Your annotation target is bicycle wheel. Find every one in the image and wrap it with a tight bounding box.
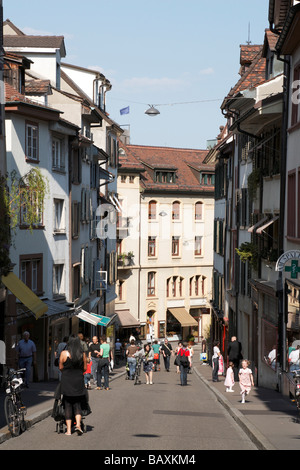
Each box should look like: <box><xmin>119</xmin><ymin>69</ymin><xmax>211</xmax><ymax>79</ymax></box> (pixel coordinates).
<box><xmin>4</xmin><ymin>396</ymin><xmax>20</xmax><ymax>437</ymax></box>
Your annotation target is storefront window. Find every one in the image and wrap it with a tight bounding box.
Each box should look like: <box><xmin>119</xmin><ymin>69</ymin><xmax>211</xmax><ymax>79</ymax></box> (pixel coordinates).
<box><xmin>262</xmin><ymin>319</ymin><xmax>278</xmax><ymax>371</ymax></box>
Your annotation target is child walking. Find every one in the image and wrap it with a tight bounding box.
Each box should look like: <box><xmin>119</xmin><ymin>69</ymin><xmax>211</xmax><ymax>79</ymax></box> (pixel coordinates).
<box><xmin>239</xmin><ymin>359</ymin><xmax>254</xmax><ymax>403</ymax></box>
<box><xmin>224</xmin><ymin>361</ymin><xmax>235</xmax><ymax>392</ymax></box>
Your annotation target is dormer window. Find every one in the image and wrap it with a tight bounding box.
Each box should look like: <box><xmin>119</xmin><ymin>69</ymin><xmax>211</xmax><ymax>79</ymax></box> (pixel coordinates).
<box><xmin>155</xmin><ymin>171</ymin><xmax>176</xmax><ymax>183</ymax></box>
<box><xmin>200</xmin><ymin>173</ymin><xmax>214</xmax><ymax>185</ymax></box>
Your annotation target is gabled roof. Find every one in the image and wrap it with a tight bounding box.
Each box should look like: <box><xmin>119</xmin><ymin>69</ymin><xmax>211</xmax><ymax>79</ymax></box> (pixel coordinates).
<box><xmin>3</xmin><ymin>19</ymin><xmax>26</xmax><ymax>36</ymax></box>
<box><xmin>229</xmin><ymin>46</ymin><xmax>266</xmax><ymax>97</ymax></box>
<box><xmin>25</xmin><ymin>79</ymin><xmax>52</xmax><ymax>95</ymax></box>
<box><xmin>60</xmin><ymin>69</ymin><xmax>122</xmax><ymax>132</ymax></box>
<box><xmin>4</xmin><ymin>35</ymin><xmax>66</xmax><ymax>57</ymax></box>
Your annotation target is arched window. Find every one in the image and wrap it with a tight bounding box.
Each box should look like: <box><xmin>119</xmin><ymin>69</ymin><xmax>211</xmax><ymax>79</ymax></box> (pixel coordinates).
<box><xmin>172</xmin><ymin>201</ymin><xmax>180</xmax><ymax>220</ymax></box>
<box><xmin>148</xmin><ymin>200</ymin><xmax>157</xmax><ymax>220</ymax></box>
<box><xmin>195</xmin><ymin>201</ymin><xmax>203</xmax><ymax>220</ymax></box>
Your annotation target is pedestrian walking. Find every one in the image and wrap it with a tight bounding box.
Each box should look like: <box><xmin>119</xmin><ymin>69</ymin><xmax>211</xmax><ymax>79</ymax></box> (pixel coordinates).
<box><xmin>212</xmin><ymin>340</ymin><xmax>221</xmax><ymax>382</ymax></box>
<box><xmin>55</xmin><ymin>336</ymin><xmax>68</xmax><ymax>381</ymax></box>
<box><xmin>160</xmin><ymin>338</ymin><xmax>173</xmax><ymax>372</ymax></box>
<box><xmin>59</xmin><ymin>335</ymin><xmax>87</xmax><ymax>435</ymax></box>
<box><xmin>115</xmin><ymin>338</ymin><xmax>122</xmax><ymax>365</ymax></box>
<box><xmin>16</xmin><ymin>331</ymin><xmax>37</xmax><ymax>388</ymax></box>
<box><xmin>174</xmin><ymin>341</ymin><xmax>182</xmax><ymax>374</ymax></box>
<box><xmin>227</xmin><ymin>336</ymin><xmax>243</xmax><ymax>382</ymax></box>
<box><xmin>152</xmin><ymin>340</ymin><xmax>161</xmax><ymax>371</ymax></box>
<box><xmin>78</xmin><ymin>333</ymin><xmax>89</xmax><ymax>354</ymax></box>
<box><xmin>89</xmin><ymin>336</ymin><xmax>101</xmax><ymax>385</ymax></box>
<box><xmin>126</xmin><ymin>339</ymin><xmax>139</xmax><ymax>380</ymax></box>
<box><xmin>178</xmin><ymin>342</ymin><xmax>191</xmax><ymax>386</ymax></box>
<box><xmin>224</xmin><ymin>361</ymin><xmax>235</xmax><ymax>392</ymax></box>
<box><xmin>84</xmin><ymin>357</ymin><xmax>92</xmax><ymax>389</ymax></box>
<box><xmin>239</xmin><ymin>359</ymin><xmax>254</xmax><ymax>404</ymax></box>
<box><xmin>141</xmin><ymin>343</ymin><xmax>154</xmax><ymax>384</ymax></box>
<box><xmin>187</xmin><ymin>344</ymin><xmax>194</xmax><ymax>373</ymax></box>
<box><xmin>97</xmin><ymin>335</ymin><xmax>113</xmax><ymax>390</ymax></box>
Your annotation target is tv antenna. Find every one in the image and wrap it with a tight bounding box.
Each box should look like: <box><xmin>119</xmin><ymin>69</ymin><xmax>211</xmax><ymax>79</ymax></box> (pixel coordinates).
<box><xmin>246</xmin><ymin>22</ymin><xmax>252</xmax><ymax>45</ymax></box>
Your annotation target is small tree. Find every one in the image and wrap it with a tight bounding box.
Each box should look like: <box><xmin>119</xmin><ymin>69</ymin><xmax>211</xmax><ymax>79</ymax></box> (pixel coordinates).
<box><xmin>0</xmin><ymin>168</ymin><xmax>49</xmax><ymax>277</ymax></box>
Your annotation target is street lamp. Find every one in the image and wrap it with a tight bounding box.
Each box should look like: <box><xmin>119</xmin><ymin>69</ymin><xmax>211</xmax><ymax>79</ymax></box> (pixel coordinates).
<box><xmin>145</xmin><ymin>105</ymin><xmax>160</xmax><ymax>116</ymax></box>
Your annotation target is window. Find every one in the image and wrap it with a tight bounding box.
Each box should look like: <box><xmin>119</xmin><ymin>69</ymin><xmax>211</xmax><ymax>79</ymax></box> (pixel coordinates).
<box><xmin>167</xmin><ymin>276</ymin><xmax>183</xmax><ymax>297</ymax></box>
<box><xmin>26</xmin><ymin>122</ymin><xmax>38</xmax><ymax>161</ymax></box>
<box><xmin>189</xmin><ymin>275</ymin><xmax>204</xmax><ymax>297</ymax></box>
<box><xmin>148</xmin><ymin>200</ymin><xmax>157</xmax><ymax>220</ymax></box>
<box><xmin>121</xmin><ymin>175</ymin><xmax>126</xmax><ymax>183</ymax></box>
<box><xmin>71</xmin><ymin>147</ymin><xmax>81</xmax><ymax>184</ymax></box>
<box><xmin>172</xmin><ymin>236</ymin><xmax>180</xmax><ymax>256</ymax></box>
<box><xmin>195</xmin><ymin>236</ymin><xmax>202</xmax><ymax>256</ymax></box>
<box><xmin>195</xmin><ymin>202</ymin><xmax>203</xmax><ymax>220</ymax></box>
<box><xmin>292</xmin><ymin>65</ymin><xmax>300</xmax><ymax>126</ymax></box>
<box><xmin>148</xmin><ymin>236</ymin><xmax>156</xmax><ymax>257</ymax></box>
<box><xmin>73</xmin><ymin>264</ymin><xmax>81</xmax><ymax>300</ymax></box>
<box><xmin>20</xmin><ymin>189</ymin><xmax>43</xmax><ymax>228</ymax></box>
<box><xmin>54</xmin><ymin>199</ymin><xmax>65</xmax><ymax>232</ymax></box>
<box><xmin>129</xmin><ymin>176</ymin><xmax>135</xmax><ymax>183</ymax></box>
<box><xmin>52</xmin><ymin>136</ymin><xmax>65</xmax><ymax>170</ymax></box>
<box><xmin>287</xmin><ymin>171</ymin><xmax>296</xmax><ymax>237</ymax></box>
<box><xmin>72</xmin><ymin>201</ymin><xmax>80</xmax><ymax>238</ymax></box>
<box><xmin>20</xmin><ymin>254</ymin><xmax>43</xmax><ymax>294</ymax></box>
<box><xmin>172</xmin><ymin>201</ymin><xmax>180</xmax><ymax>220</ymax></box>
<box><xmin>53</xmin><ymin>264</ymin><xmax>64</xmax><ymax>296</ymax></box>
<box><xmin>200</xmin><ymin>173</ymin><xmax>214</xmax><ymax>185</ymax></box>
<box><xmin>118</xmin><ymin>280</ymin><xmax>124</xmax><ymax>301</ymax></box>
<box><xmin>155</xmin><ymin>171</ymin><xmax>176</xmax><ymax>183</ymax></box>
<box><xmin>147</xmin><ymin>272</ymin><xmax>156</xmax><ymax>296</ymax></box>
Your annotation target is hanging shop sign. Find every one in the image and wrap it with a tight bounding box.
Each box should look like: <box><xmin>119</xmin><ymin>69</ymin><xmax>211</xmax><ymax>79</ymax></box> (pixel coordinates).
<box><xmin>276</xmin><ymin>250</ymin><xmax>300</xmax><ymax>279</ymax></box>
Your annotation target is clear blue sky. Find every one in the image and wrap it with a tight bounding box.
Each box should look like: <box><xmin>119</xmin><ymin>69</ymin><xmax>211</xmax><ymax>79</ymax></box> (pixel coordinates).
<box><xmin>4</xmin><ymin>0</ymin><xmax>269</xmax><ymax>149</ymax></box>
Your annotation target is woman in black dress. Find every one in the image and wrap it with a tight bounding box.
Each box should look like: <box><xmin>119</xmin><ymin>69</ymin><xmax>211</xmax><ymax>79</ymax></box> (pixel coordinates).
<box><xmin>59</xmin><ymin>335</ymin><xmax>87</xmax><ymax>435</ymax></box>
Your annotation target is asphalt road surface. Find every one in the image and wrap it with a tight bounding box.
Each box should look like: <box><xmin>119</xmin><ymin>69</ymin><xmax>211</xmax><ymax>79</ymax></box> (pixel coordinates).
<box><xmin>0</xmin><ymin>363</ymin><xmax>257</xmax><ymax>453</ymax></box>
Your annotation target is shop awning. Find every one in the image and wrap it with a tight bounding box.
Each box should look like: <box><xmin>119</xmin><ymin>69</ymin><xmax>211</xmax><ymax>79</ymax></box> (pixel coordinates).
<box><xmin>115</xmin><ymin>309</ymin><xmax>140</xmax><ymax>328</ymax></box>
<box><xmin>168</xmin><ymin>308</ymin><xmax>198</xmax><ymax>327</ymax></box>
<box><xmin>256</xmin><ymin>216</ymin><xmax>279</xmax><ymax>234</ymax></box>
<box><xmin>248</xmin><ymin>216</ymin><xmax>268</xmax><ymax>233</ymax></box>
<box><xmin>1</xmin><ymin>272</ymin><xmax>48</xmax><ymax>319</ymax></box>
<box><xmin>42</xmin><ymin>300</ymin><xmax>74</xmax><ymax>318</ymax></box>
<box><xmin>76</xmin><ymin>309</ymin><xmax>113</xmax><ymax>327</ymax></box>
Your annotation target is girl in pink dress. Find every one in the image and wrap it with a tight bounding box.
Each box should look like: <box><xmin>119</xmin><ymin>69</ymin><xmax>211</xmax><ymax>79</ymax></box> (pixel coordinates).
<box><xmin>224</xmin><ymin>361</ymin><xmax>235</xmax><ymax>392</ymax></box>
<box><xmin>239</xmin><ymin>360</ymin><xmax>254</xmax><ymax>403</ymax></box>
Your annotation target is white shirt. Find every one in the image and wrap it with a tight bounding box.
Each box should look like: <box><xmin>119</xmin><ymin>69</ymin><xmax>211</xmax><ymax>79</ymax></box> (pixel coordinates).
<box><xmin>212</xmin><ymin>346</ymin><xmax>220</xmax><ymax>359</ymax></box>
<box><xmin>289</xmin><ymin>349</ymin><xmax>300</xmax><ymax>364</ymax></box>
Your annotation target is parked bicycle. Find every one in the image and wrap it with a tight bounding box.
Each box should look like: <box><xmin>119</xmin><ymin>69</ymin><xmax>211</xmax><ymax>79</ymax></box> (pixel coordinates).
<box><xmin>1</xmin><ymin>367</ymin><xmax>27</xmax><ymax>437</ymax></box>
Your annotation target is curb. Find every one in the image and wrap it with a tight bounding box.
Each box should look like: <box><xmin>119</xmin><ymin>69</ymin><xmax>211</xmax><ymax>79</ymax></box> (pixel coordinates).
<box><xmin>194</xmin><ymin>367</ymin><xmax>276</xmax><ymax>451</ymax></box>
<box><xmin>0</xmin><ymin>370</ymin><xmax>126</xmax><ymax>445</ymax></box>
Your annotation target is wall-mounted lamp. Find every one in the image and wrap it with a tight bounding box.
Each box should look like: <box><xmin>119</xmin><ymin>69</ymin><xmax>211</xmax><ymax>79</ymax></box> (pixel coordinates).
<box><xmin>159</xmin><ymin>211</ymin><xmax>167</xmax><ymax>217</ymax></box>
<box><xmin>145</xmin><ymin>105</ymin><xmax>160</xmax><ymax>116</ymax></box>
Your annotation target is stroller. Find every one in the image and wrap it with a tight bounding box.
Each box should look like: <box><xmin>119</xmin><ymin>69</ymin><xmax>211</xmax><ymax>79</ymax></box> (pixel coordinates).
<box><xmin>125</xmin><ymin>357</ymin><xmax>142</xmax><ymax>385</ymax></box>
<box><xmin>51</xmin><ymin>383</ymin><xmax>91</xmax><ymax>434</ymax></box>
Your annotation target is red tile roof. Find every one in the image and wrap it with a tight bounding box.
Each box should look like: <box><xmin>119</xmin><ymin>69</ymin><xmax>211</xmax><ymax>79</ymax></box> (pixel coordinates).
<box><xmin>119</xmin><ymin>144</ymin><xmax>214</xmax><ymax>193</ymax></box>
<box><xmin>226</xmin><ymin>46</ymin><xmax>266</xmax><ymax>100</ymax></box>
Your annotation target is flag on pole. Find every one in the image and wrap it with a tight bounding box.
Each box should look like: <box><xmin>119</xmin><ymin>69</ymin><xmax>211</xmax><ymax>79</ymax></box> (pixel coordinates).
<box><xmin>120</xmin><ymin>106</ymin><xmax>130</xmax><ymax>115</ymax></box>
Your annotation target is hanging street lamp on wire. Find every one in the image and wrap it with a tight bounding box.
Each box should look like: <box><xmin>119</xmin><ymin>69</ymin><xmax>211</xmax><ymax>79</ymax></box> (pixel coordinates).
<box><xmin>145</xmin><ymin>105</ymin><xmax>160</xmax><ymax>116</ymax></box>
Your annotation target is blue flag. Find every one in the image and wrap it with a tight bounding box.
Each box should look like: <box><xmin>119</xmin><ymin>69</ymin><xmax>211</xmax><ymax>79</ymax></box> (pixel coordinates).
<box><xmin>120</xmin><ymin>106</ymin><xmax>130</xmax><ymax>115</ymax></box>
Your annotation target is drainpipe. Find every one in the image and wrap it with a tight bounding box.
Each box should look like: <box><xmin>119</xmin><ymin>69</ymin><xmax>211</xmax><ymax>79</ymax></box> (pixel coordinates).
<box><xmin>276</xmin><ymin>53</ymin><xmax>290</xmax><ymax>373</ymax></box>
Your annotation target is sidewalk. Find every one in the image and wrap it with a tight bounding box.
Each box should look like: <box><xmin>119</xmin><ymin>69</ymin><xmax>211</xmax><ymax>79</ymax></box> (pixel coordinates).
<box><xmin>0</xmin><ymin>363</ymin><xmax>127</xmax><ymax>445</ymax></box>
<box><xmin>194</xmin><ymin>360</ymin><xmax>300</xmax><ymax>450</ymax></box>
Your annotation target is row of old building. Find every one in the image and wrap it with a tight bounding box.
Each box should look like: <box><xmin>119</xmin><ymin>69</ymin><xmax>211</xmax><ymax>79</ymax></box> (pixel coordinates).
<box><xmin>0</xmin><ymin>15</ymin><xmax>216</xmax><ymax>381</ymax></box>
<box><xmin>208</xmin><ymin>0</ymin><xmax>300</xmax><ymax>395</ymax></box>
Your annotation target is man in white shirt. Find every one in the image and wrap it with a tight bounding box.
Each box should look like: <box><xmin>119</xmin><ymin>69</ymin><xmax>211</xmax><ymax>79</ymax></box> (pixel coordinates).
<box><xmin>289</xmin><ymin>345</ymin><xmax>300</xmax><ymax>372</ymax></box>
